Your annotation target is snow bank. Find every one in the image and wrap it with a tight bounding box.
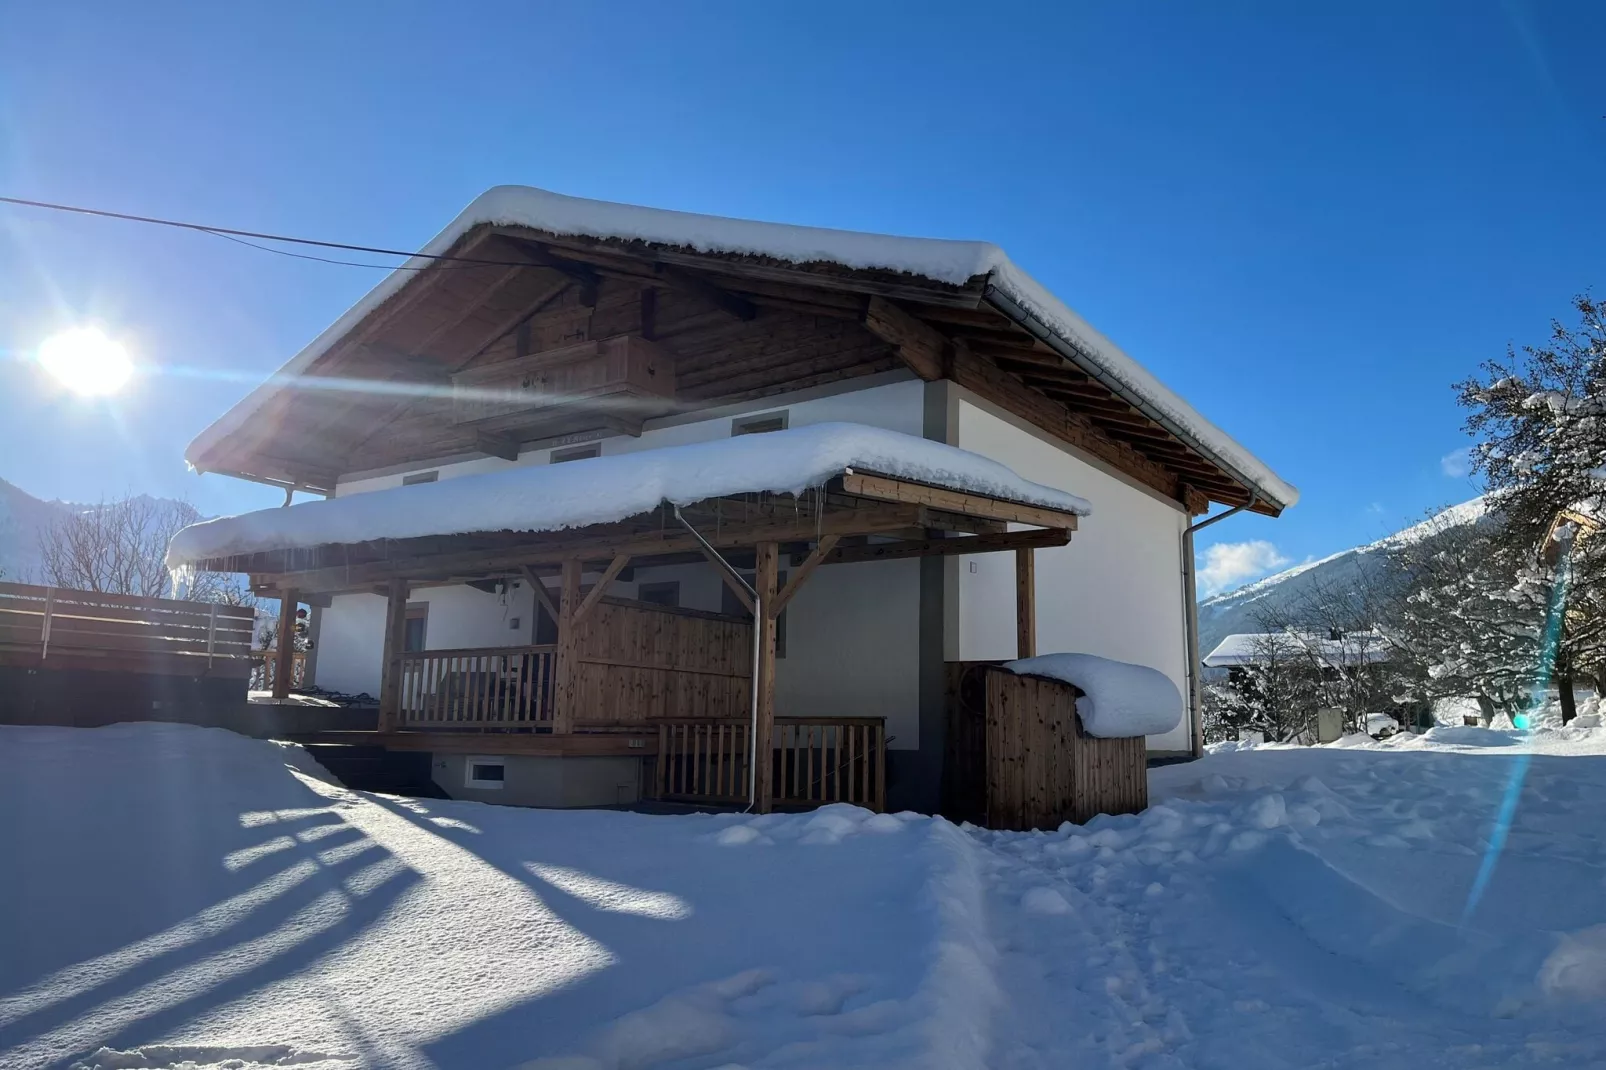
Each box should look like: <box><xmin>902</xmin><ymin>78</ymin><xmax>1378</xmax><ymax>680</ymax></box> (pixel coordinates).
<box><xmin>1004</xmin><ymin>653</ymin><xmax>1182</xmax><ymax>738</ymax></box>
<box><xmin>186</xmin><ymin>186</ymin><xmax>1297</xmax><ymax>511</ymax></box>
<box><xmin>167</xmin><ymin>422</ymin><xmax>1090</xmax><ymax>566</ymax></box>
<box><xmin>976</xmin><ymin>722</ymin><xmax>1606</xmax><ymax>1066</ymax></box>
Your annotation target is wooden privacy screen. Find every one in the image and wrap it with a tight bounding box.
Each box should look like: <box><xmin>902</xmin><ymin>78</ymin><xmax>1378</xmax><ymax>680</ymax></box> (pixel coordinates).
<box><xmin>573</xmin><ymin>597</ymin><xmax>752</xmax><ymax>725</ymax></box>
<box><xmin>948</xmin><ymin>664</ymin><xmax>1147</xmax><ymax>831</ymax></box>
<box><xmin>986</xmin><ymin>668</ymin><xmax>1148</xmax><ymax>829</ymax></box>
<box><xmin>0</xmin><ymin>581</ymin><xmax>255</xmax><ymax>676</ymax></box>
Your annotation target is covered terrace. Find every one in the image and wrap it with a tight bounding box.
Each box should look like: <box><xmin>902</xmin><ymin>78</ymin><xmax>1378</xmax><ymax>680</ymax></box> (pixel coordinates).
<box><xmin>169</xmin><ymin>423</ymin><xmax>1089</xmax><ymax>812</ymax></box>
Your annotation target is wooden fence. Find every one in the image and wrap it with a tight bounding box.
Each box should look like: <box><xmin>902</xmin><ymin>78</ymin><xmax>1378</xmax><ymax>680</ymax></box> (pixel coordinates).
<box><xmin>0</xmin><ymin>581</ymin><xmax>255</xmax><ymax>675</ymax></box>
<box><xmin>655</xmin><ymin>715</ymin><xmax>886</xmax><ymax>811</ymax></box>
<box><xmin>397</xmin><ymin>645</ymin><xmax>556</xmax><ymax>728</ymax></box>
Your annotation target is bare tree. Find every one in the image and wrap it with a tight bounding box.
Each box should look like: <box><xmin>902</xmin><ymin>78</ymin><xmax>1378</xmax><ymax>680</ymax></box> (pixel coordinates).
<box><xmin>37</xmin><ymin>495</ymin><xmax>249</xmax><ymax>604</ymax></box>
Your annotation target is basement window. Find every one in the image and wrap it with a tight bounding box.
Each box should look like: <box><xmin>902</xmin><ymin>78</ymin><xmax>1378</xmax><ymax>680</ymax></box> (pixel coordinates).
<box><xmin>402</xmin><ymin>471</ymin><xmax>439</xmax><ymax>485</ymax></box>
<box><xmin>466</xmin><ymin>757</ymin><xmax>506</xmax><ymax>789</ymax></box>
<box><xmin>551</xmin><ymin>444</ymin><xmax>601</xmax><ymax>464</ymax></box>
<box><xmin>732</xmin><ymin>411</ymin><xmax>788</xmax><ymax>436</ymax></box>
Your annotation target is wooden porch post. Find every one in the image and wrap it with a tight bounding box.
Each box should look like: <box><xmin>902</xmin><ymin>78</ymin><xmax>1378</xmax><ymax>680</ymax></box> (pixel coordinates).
<box><xmin>1015</xmin><ymin>547</ymin><xmax>1036</xmax><ymax>659</ymax></box>
<box><xmin>377</xmin><ymin>579</ymin><xmax>410</xmax><ymax>732</ymax></box>
<box><xmin>272</xmin><ymin>589</ymin><xmax>299</xmax><ymax>699</ymax></box>
<box><xmin>553</xmin><ymin>557</ymin><xmax>583</xmax><ymax>734</ymax></box>
<box><xmin>754</xmin><ymin>541</ymin><xmax>780</xmax><ymax>813</ymax></box>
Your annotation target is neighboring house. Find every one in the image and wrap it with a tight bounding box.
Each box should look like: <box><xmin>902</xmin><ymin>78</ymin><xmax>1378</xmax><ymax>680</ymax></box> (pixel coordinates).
<box><xmin>1202</xmin><ymin>630</ymin><xmax>1390</xmax><ymax>671</ymax></box>
<box><xmin>174</xmin><ymin>186</ymin><xmax>1296</xmax><ymax>816</ymax></box>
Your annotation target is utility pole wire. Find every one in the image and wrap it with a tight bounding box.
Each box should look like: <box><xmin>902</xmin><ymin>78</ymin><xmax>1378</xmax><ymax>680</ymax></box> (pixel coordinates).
<box><xmin>0</xmin><ymin>194</ymin><xmax>540</xmax><ymax>270</ymax></box>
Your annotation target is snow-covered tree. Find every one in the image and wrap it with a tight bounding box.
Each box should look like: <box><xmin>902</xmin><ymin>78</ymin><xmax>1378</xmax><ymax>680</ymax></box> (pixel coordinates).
<box><xmin>37</xmin><ymin>495</ymin><xmax>250</xmax><ymax>605</ymax></box>
<box><xmin>1380</xmin><ymin>509</ymin><xmax>1546</xmax><ymax>724</ymax></box>
<box><xmin>1456</xmin><ymin>295</ymin><xmax>1606</xmax><ymax>711</ymax></box>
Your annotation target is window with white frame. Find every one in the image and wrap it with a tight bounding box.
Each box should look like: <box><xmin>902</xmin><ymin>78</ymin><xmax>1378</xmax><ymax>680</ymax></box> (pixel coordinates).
<box><xmin>466</xmin><ymin>757</ymin><xmax>506</xmax><ymax>789</ymax></box>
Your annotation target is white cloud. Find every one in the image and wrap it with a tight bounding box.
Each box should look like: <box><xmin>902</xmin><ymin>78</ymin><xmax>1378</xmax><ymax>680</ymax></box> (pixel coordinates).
<box><xmin>1441</xmin><ymin>447</ymin><xmax>1473</xmax><ymax>478</ymax></box>
<box><xmin>1197</xmin><ymin>539</ymin><xmax>1290</xmax><ymax>596</ymax></box>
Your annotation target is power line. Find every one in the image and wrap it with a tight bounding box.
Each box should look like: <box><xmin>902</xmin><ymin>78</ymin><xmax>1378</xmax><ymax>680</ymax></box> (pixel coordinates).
<box><xmin>0</xmin><ymin>193</ymin><xmax>538</xmax><ymax>270</ymax></box>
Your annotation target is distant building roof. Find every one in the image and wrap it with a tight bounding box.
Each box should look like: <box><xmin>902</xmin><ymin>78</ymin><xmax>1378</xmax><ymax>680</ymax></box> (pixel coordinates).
<box><xmin>1203</xmin><ymin>631</ymin><xmax>1390</xmax><ymax>669</ymax></box>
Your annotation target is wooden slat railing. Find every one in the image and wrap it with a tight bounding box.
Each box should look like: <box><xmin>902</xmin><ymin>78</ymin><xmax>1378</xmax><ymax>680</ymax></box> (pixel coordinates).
<box><xmin>397</xmin><ymin>645</ymin><xmax>556</xmax><ymax>729</ymax></box>
<box><xmin>657</xmin><ymin>719</ymin><xmax>751</xmax><ymax>804</ymax></box>
<box><xmin>774</xmin><ymin>716</ymin><xmax>886</xmax><ymax>812</ymax></box>
<box><xmin>0</xmin><ymin>581</ymin><xmax>255</xmax><ymax>669</ymax></box>
<box><xmin>655</xmin><ymin>715</ymin><xmax>886</xmax><ymax>811</ymax></box>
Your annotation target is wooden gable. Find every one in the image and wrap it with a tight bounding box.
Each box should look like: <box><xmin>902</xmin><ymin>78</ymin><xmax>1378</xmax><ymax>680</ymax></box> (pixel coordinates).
<box><xmin>192</xmin><ymin>223</ymin><xmax>1278</xmax><ymax>516</ymax></box>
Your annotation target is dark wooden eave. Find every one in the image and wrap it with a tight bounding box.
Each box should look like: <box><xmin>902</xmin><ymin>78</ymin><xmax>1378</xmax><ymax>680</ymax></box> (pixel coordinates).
<box><xmin>190</xmin><ymin>222</ymin><xmax>1280</xmax><ymax>516</ymax></box>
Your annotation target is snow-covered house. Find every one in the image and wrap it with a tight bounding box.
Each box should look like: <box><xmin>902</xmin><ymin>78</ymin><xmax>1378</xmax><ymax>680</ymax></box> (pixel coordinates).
<box><xmin>173</xmin><ymin>187</ymin><xmax>1296</xmax><ymax>816</ymax></box>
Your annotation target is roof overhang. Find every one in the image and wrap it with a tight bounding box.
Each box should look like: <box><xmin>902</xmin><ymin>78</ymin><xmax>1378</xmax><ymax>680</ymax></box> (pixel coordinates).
<box><xmin>185</xmin><ymin>187</ymin><xmax>1296</xmax><ymax>515</ymax></box>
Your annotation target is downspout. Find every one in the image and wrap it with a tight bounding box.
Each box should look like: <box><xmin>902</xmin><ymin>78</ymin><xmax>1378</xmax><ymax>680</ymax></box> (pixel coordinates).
<box><xmin>670</xmin><ymin>503</ymin><xmax>762</xmax><ymax>812</ymax></box>
<box><xmin>1182</xmin><ymin>493</ymin><xmax>1258</xmax><ymax>759</ymax></box>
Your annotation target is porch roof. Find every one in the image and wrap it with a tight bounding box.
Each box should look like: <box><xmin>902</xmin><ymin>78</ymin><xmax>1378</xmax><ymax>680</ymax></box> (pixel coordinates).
<box><xmin>168</xmin><ymin>422</ymin><xmax>1089</xmax><ymax>571</ymax></box>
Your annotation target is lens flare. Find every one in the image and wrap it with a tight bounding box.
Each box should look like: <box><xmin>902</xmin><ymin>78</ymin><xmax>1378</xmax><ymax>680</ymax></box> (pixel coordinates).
<box><xmin>1461</xmin><ymin>547</ymin><xmax>1572</xmax><ymax>925</ymax></box>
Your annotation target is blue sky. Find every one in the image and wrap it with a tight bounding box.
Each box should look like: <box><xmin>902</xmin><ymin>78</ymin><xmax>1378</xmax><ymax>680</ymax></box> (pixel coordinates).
<box><xmin>1</xmin><ymin>1</ymin><xmax>1602</xmax><ymax>595</ymax></box>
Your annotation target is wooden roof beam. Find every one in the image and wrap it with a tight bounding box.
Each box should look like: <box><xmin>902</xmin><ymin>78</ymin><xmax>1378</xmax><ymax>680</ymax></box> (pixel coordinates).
<box><xmin>862</xmin><ymin>296</ymin><xmax>948</xmax><ymax>381</ymax></box>
<box><xmin>652</xmin><ymin>263</ymin><xmax>757</xmax><ymax>321</ymax></box>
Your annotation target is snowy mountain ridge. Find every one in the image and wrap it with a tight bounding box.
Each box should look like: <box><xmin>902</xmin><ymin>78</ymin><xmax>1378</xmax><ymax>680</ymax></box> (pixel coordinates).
<box><xmin>1197</xmin><ymin>496</ymin><xmax>1488</xmax><ymax>654</ymax></box>
<box><xmin>0</xmin><ymin>479</ymin><xmax>192</xmax><ymax>584</ymax></box>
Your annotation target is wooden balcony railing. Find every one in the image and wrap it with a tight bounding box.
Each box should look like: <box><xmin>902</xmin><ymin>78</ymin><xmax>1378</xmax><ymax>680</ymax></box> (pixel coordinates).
<box><xmin>775</xmin><ymin>716</ymin><xmax>885</xmax><ymax>812</ymax></box>
<box><xmin>656</xmin><ymin>719</ymin><xmax>751</xmax><ymax>805</ymax></box>
<box><xmin>397</xmin><ymin>645</ymin><xmax>556</xmax><ymax>729</ymax></box>
<box><xmin>656</xmin><ymin>715</ymin><xmax>886</xmax><ymax>811</ymax></box>
<box><xmin>253</xmin><ymin>650</ymin><xmax>308</xmax><ymax>692</ymax></box>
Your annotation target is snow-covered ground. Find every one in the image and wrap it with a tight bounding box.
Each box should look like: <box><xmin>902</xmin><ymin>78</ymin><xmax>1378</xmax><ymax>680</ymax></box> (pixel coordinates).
<box><xmin>7</xmin><ymin>722</ymin><xmax>1606</xmax><ymax>1069</ymax></box>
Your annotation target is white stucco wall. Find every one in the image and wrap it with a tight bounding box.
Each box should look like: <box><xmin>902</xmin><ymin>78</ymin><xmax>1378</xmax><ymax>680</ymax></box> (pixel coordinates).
<box><xmin>951</xmin><ymin>392</ymin><xmax>1192</xmax><ymax>752</ymax></box>
<box><xmin>314</xmin><ymin>378</ymin><xmax>926</xmax><ymax>747</ymax></box>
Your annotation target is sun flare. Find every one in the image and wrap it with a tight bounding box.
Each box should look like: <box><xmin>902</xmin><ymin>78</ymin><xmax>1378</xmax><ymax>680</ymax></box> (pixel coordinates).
<box><xmin>37</xmin><ymin>328</ymin><xmax>133</xmax><ymax>396</ymax></box>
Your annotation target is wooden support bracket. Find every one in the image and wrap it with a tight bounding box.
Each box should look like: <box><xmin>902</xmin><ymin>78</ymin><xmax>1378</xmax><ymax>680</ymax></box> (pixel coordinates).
<box><xmin>475</xmin><ymin>432</ymin><xmax>521</xmax><ymax>462</ymax></box>
<box><xmin>699</xmin><ymin>544</ymin><xmax>755</xmax><ymax>614</ymax></box>
<box><xmin>769</xmin><ymin>535</ymin><xmax>839</xmax><ymax>618</ymax></box>
<box><xmin>574</xmin><ymin>554</ymin><xmax>632</xmax><ymax>622</ymax></box>
<box><xmin>522</xmin><ymin>565</ymin><xmax>559</xmax><ymax>620</ymax></box>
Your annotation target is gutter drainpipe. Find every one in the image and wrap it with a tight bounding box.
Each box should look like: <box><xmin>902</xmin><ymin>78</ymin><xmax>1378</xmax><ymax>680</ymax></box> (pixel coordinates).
<box><xmin>670</xmin><ymin>503</ymin><xmax>762</xmax><ymax>812</ymax></box>
<box><xmin>1182</xmin><ymin>494</ymin><xmax>1258</xmax><ymax>759</ymax></box>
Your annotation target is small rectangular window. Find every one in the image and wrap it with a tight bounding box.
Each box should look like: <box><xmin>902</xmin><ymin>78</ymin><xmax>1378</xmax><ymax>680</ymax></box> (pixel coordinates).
<box><xmin>403</xmin><ymin>603</ymin><xmax>428</xmax><ymax>652</ymax></box>
<box><xmin>402</xmin><ymin>471</ymin><xmax>439</xmax><ymax>485</ymax></box>
<box><xmin>467</xmin><ymin>757</ymin><xmax>506</xmax><ymax>789</ymax></box>
<box><xmin>732</xmin><ymin>411</ymin><xmax>788</xmax><ymax>436</ymax></box>
<box><xmin>637</xmin><ymin>581</ymin><xmax>681</xmax><ymax>608</ymax></box>
<box><xmin>551</xmin><ymin>444</ymin><xmax>601</xmax><ymax>464</ymax></box>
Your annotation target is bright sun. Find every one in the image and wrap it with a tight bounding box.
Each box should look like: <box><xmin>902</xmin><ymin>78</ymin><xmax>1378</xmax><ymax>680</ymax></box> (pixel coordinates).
<box><xmin>37</xmin><ymin>328</ymin><xmax>134</xmax><ymax>396</ymax></box>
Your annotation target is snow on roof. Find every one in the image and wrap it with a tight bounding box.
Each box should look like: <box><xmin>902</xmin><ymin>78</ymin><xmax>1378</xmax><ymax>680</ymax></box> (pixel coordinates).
<box><xmin>1004</xmin><ymin>653</ymin><xmax>1183</xmax><ymax>738</ymax></box>
<box><xmin>185</xmin><ymin>186</ymin><xmax>1297</xmax><ymax>510</ymax></box>
<box><xmin>1202</xmin><ymin>631</ymin><xmax>1390</xmax><ymax>669</ymax></box>
<box><xmin>167</xmin><ymin>421</ymin><xmax>1091</xmax><ymax>567</ymax></box>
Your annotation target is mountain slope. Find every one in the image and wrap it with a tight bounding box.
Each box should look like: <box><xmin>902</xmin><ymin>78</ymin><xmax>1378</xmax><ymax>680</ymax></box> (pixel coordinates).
<box><xmin>1197</xmin><ymin>498</ymin><xmax>1487</xmax><ymax>654</ymax></box>
<box><xmin>0</xmin><ymin>479</ymin><xmax>73</xmax><ymax>583</ymax></box>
